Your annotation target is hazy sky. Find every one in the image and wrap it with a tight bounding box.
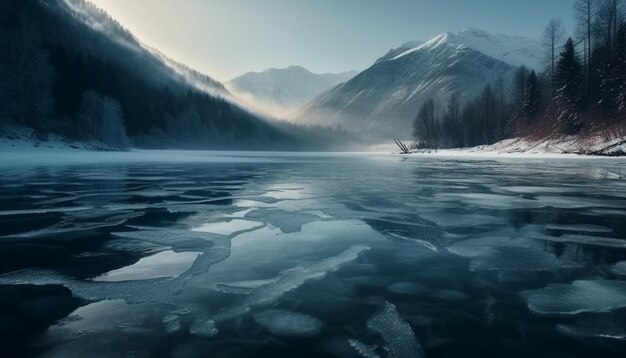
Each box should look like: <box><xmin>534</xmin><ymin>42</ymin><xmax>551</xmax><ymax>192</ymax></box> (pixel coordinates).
<box><xmin>90</xmin><ymin>0</ymin><xmax>577</xmax><ymax>82</ymax></box>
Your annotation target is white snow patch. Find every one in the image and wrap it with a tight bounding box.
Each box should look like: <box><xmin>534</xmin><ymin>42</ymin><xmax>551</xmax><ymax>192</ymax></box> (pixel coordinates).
<box><xmin>405</xmin><ymin>136</ymin><xmax>626</xmax><ymax>158</ymax></box>
<box><xmin>389</xmin><ymin>28</ymin><xmax>542</xmax><ymax>69</ymax></box>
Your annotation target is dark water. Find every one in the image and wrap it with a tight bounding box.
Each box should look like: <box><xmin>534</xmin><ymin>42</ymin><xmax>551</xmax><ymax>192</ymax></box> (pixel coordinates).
<box><xmin>1</xmin><ymin>152</ymin><xmax>626</xmax><ymax>358</ymax></box>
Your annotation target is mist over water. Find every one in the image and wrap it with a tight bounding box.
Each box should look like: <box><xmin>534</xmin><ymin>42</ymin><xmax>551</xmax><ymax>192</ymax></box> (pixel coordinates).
<box><xmin>1</xmin><ymin>152</ymin><xmax>626</xmax><ymax>357</ymax></box>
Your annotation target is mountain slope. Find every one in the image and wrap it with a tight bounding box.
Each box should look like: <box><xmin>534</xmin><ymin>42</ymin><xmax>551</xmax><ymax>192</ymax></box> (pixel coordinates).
<box><xmin>293</xmin><ymin>29</ymin><xmax>542</xmax><ymax>139</ymax></box>
<box><xmin>226</xmin><ymin>66</ymin><xmax>356</xmax><ymax>117</ymax></box>
<box><xmin>1</xmin><ymin>0</ymin><xmax>336</xmax><ymax>150</ymax></box>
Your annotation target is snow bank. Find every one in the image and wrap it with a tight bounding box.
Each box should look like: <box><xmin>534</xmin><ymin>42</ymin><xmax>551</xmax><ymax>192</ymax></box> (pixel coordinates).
<box><xmin>405</xmin><ymin>136</ymin><xmax>626</xmax><ymax>158</ymax></box>
<box><xmin>0</xmin><ymin>125</ymin><xmax>124</xmax><ymax>157</ymax></box>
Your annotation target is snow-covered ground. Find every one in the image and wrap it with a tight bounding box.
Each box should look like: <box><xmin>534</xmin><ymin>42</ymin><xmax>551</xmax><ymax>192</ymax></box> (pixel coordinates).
<box><xmin>0</xmin><ymin>125</ymin><xmax>123</xmax><ymax>153</ymax></box>
<box><xmin>0</xmin><ymin>133</ymin><xmax>102</xmax><ymax>153</ymax></box>
<box><xmin>402</xmin><ymin>136</ymin><xmax>626</xmax><ymax>158</ymax></box>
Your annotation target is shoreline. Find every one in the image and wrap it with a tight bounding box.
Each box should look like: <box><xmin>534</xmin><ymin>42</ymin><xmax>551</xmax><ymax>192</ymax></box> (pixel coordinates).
<box><xmin>395</xmin><ymin>136</ymin><xmax>626</xmax><ymax>158</ymax></box>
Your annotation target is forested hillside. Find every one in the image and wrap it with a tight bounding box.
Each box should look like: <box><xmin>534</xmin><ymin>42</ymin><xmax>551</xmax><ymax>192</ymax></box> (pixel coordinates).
<box><xmin>412</xmin><ymin>0</ymin><xmax>626</xmax><ymax>150</ymax></box>
<box><xmin>0</xmin><ymin>0</ymin><xmax>342</xmax><ymax>150</ymax></box>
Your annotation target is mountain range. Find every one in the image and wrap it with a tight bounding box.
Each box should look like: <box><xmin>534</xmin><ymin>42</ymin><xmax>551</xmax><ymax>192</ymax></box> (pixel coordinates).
<box><xmin>2</xmin><ymin>0</ymin><xmax>545</xmax><ymax>147</ymax></box>
<box><xmin>226</xmin><ymin>66</ymin><xmax>357</xmax><ymax>117</ymax></box>
<box><xmin>292</xmin><ymin>28</ymin><xmax>543</xmax><ymax>139</ymax></box>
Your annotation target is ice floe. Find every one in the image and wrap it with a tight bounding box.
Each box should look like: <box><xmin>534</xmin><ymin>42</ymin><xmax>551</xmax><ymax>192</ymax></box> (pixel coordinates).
<box><xmin>527</xmin><ymin>280</ymin><xmax>626</xmax><ymax>315</ymax></box>
<box><xmin>0</xmin><ymin>206</ymin><xmax>92</xmax><ymax>216</ymax></box>
<box><xmin>163</xmin><ymin>313</ymin><xmax>181</xmax><ymax>333</ymax></box>
<box><xmin>92</xmin><ymin>250</ymin><xmax>201</xmax><ymax>282</ymax></box>
<box><xmin>557</xmin><ymin>314</ymin><xmax>626</xmax><ymax>341</ymax></box>
<box><xmin>244</xmin><ymin>209</ymin><xmax>321</xmax><ymax>233</ymax></box>
<box><xmin>0</xmin><ymin>229</ymin><xmax>232</xmax><ymax>305</ymax></box>
<box><xmin>447</xmin><ymin>236</ymin><xmax>531</xmax><ymax>258</ymax></box>
<box><xmin>349</xmin><ymin>339</ymin><xmax>381</xmax><ymax>358</ymax></box>
<box><xmin>469</xmin><ymin>246</ymin><xmax>581</xmax><ymax>272</ymax></box>
<box><xmin>365</xmin><ymin>302</ymin><xmax>424</xmax><ymax>358</ymax></box>
<box><xmin>611</xmin><ymin>261</ymin><xmax>626</xmax><ymax>276</ymax></box>
<box><xmin>212</xmin><ymin>245</ymin><xmax>370</xmax><ymax>322</ymax></box>
<box><xmin>436</xmin><ymin>192</ymin><xmax>542</xmax><ymax>210</ymax></box>
<box><xmin>215</xmin><ymin>278</ymin><xmax>280</xmax><ymax>295</ymax></box>
<box><xmin>387</xmin><ymin>282</ymin><xmax>427</xmax><ymax>295</ymax></box>
<box><xmin>192</xmin><ymin>219</ymin><xmax>263</xmax><ymax>236</ymax></box>
<box><xmin>2</xmin><ymin>219</ymin><xmax>134</xmax><ymax>241</ymax></box>
<box><xmin>535</xmin><ymin>234</ymin><xmax>626</xmax><ymax>249</ymax></box>
<box><xmin>545</xmin><ymin>224</ymin><xmax>614</xmax><ymax>234</ymax></box>
<box><xmin>253</xmin><ymin>309</ymin><xmax>323</xmax><ymax>337</ymax></box>
<box><xmin>189</xmin><ymin>313</ymin><xmax>218</xmax><ymax>338</ymax></box>
<box><xmin>111</xmin><ymin>229</ymin><xmax>228</xmax><ymax>252</ymax></box>
<box><xmin>448</xmin><ymin>236</ymin><xmax>581</xmax><ymax>272</ymax></box>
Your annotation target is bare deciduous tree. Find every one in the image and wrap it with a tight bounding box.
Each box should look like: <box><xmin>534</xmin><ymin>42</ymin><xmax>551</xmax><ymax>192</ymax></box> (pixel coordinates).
<box><xmin>575</xmin><ymin>0</ymin><xmax>597</xmax><ymax>99</ymax></box>
<box><xmin>413</xmin><ymin>99</ymin><xmax>440</xmax><ymax>149</ymax></box>
<box><xmin>542</xmin><ymin>18</ymin><xmax>566</xmax><ymax>85</ymax></box>
<box><xmin>594</xmin><ymin>0</ymin><xmax>624</xmax><ymax>52</ymax></box>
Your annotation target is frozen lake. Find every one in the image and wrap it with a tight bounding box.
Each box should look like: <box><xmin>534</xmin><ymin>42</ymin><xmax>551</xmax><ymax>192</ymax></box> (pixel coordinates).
<box><xmin>1</xmin><ymin>151</ymin><xmax>626</xmax><ymax>357</ymax></box>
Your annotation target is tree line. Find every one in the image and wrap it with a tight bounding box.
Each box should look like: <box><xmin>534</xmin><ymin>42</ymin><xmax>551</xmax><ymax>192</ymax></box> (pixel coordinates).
<box><xmin>413</xmin><ymin>0</ymin><xmax>626</xmax><ymax>148</ymax></box>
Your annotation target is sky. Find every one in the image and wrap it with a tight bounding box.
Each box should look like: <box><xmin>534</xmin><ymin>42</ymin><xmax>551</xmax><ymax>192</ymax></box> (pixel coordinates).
<box><xmin>90</xmin><ymin>0</ymin><xmax>577</xmax><ymax>82</ymax></box>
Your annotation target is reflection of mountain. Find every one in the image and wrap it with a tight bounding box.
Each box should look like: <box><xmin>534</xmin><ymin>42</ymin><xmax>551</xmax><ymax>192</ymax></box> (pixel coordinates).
<box><xmin>293</xmin><ymin>29</ymin><xmax>542</xmax><ymax>139</ymax></box>
<box><xmin>227</xmin><ymin>66</ymin><xmax>356</xmax><ymax>117</ymax></box>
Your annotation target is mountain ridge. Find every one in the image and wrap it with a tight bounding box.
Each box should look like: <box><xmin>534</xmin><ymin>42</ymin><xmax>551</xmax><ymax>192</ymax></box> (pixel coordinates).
<box><xmin>226</xmin><ymin>66</ymin><xmax>357</xmax><ymax>118</ymax></box>
<box><xmin>293</xmin><ymin>28</ymin><xmax>542</xmax><ymax>139</ymax></box>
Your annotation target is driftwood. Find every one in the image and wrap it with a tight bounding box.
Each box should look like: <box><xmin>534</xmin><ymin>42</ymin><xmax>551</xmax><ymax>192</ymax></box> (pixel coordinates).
<box><xmin>394</xmin><ymin>139</ymin><xmax>410</xmax><ymax>154</ymax></box>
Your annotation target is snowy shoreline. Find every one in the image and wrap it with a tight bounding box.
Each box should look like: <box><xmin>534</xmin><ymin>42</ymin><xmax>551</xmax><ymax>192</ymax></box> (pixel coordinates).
<box><xmin>398</xmin><ymin>136</ymin><xmax>626</xmax><ymax>158</ymax></box>
<box><xmin>2</xmin><ymin>133</ymin><xmax>626</xmax><ymax>168</ymax></box>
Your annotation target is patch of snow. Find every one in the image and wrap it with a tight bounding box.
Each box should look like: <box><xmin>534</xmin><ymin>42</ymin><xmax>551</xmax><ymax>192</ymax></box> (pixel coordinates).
<box><xmin>0</xmin><ymin>125</ymin><xmax>125</xmax><ymax>154</ymax></box>
<box><xmin>406</xmin><ymin>135</ymin><xmax>626</xmax><ymax>158</ymax></box>
<box><xmin>388</xmin><ymin>28</ymin><xmax>542</xmax><ymax>69</ymax></box>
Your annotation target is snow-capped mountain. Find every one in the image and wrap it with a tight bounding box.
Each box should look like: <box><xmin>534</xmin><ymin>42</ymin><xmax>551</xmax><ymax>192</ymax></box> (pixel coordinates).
<box><xmin>226</xmin><ymin>66</ymin><xmax>357</xmax><ymax>117</ymax></box>
<box><xmin>293</xmin><ymin>29</ymin><xmax>543</xmax><ymax>139</ymax></box>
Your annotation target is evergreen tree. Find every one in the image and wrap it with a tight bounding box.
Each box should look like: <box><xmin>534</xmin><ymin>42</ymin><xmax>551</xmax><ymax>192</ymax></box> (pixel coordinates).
<box><xmin>0</xmin><ymin>13</ymin><xmax>54</xmax><ymax>128</ymax></box>
<box><xmin>551</xmin><ymin>38</ymin><xmax>584</xmax><ymax>134</ymax></box>
<box><xmin>521</xmin><ymin>71</ymin><xmax>541</xmax><ymax>125</ymax></box>
<box><xmin>599</xmin><ymin>22</ymin><xmax>626</xmax><ymax>117</ymax></box>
